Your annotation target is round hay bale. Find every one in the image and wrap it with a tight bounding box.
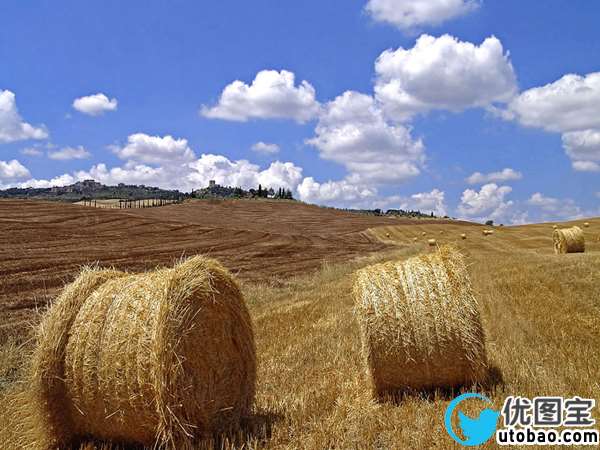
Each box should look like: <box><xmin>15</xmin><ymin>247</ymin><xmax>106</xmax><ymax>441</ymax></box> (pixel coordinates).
<box><xmin>353</xmin><ymin>246</ymin><xmax>487</xmax><ymax>396</ymax></box>
<box><xmin>427</xmin><ymin>238</ymin><xmax>437</xmax><ymax>246</ymax></box>
<box><xmin>553</xmin><ymin>226</ymin><xmax>585</xmax><ymax>254</ymax></box>
<box><xmin>460</xmin><ymin>233</ymin><xmax>467</xmax><ymax>240</ymax></box>
<box><xmin>30</xmin><ymin>256</ymin><xmax>256</xmax><ymax>448</ymax></box>
<box><xmin>483</xmin><ymin>230</ymin><xmax>494</xmax><ymax>236</ymax></box>
<box><xmin>412</xmin><ymin>237</ymin><xmax>418</xmax><ymax>242</ymax></box>
<box><xmin>385</xmin><ymin>232</ymin><xmax>391</xmax><ymax>238</ymax></box>
<box><xmin>584</xmin><ymin>222</ymin><xmax>590</xmax><ymax>228</ymax></box>
<box><xmin>439</xmin><ymin>230</ymin><xmax>444</xmax><ymax>235</ymax></box>
<box><xmin>421</xmin><ymin>231</ymin><xmax>427</xmax><ymax>236</ymax></box>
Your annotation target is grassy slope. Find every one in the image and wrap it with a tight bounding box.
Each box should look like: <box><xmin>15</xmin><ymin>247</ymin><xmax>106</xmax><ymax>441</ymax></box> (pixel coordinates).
<box><xmin>1</xmin><ymin>219</ymin><xmax>599</xmax><ymax>449</ymax></box>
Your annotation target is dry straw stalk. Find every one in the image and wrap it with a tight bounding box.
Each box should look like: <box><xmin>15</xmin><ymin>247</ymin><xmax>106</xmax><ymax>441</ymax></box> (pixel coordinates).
<box><xmin>353</xmin><ymin>245</ymin><xmax>487</xmax><ymax>396</ymax></box>
<box><xmin>30</xmin><ymin>256</ymin><xmax>256</xmax><ymax>449</ymax></box>
<box><xmin>553</xmin><ymin>226</ymin><xmax>585</xmax><ymax>254</ymax></box>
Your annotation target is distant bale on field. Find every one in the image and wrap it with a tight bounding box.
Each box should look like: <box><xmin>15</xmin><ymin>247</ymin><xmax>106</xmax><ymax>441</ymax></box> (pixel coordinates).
<box><xmin>428</xmin><ymin>238</ymin><xmax>437</xmax><ymax>246</ymax></box>
<box><xmin>353</xmin><ymin>246</ymin><xmax>487</xmax><ymax>396</ymax></box>
<box><xmin>584</xmin><ymin>222</ymin><xmax>590</xmax><ymax>228</ymax></box>
<box><xmin>421</xmin><ymin>231</ymin><xmax>427</xmax><ymax>236</ymax></box>
<box><xmin>483</xmin><ymin>230</ymin><xmax>494</xmax><ymax>236</ymax></box>
<box><xmin>461</xmin><ymin>233</ymin><xmax>467</xmax><ymax>240</ymax></box>
<box><xmin>412</xmin><ymin>237</ymin><xmax>418</xmax><ymax>242</ymax></box>
<box><xmin>553</xmin><ymin>226</ymin><xmax>585</xmax><ymax>254</ymax></box>
<box><xmin>30</xmin><ymin>256</ymin><xmax>256</xmax><ymax>449</ymax></box>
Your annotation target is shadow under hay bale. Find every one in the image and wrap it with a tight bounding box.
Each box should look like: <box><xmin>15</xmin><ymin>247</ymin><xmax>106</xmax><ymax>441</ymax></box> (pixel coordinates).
<box><xmin>30</xmin><ymin>256</ymin><xmax>256</xmax><ymax>449</ymax></box>
<box><xmin>553</xmin><ymin>226</ymin><xmax>585</xmax><ymax>254</ymax></box>
<box><xmin>353</xmin><ymin>245</ymin><xmax>488</xmax><ymax>398</ymax></box>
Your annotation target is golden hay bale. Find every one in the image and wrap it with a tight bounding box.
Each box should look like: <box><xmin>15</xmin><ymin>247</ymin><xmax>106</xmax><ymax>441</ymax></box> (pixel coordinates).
<box><xmin>412</xmin><ymin>237</ymin><xmax>418</xmax><ymax>242</ymax></box>
<box><xmin>353</xmin><ymin>246</ymin><xmax>487</xmax><ymax>396</ymax></box>
<box><xmin>461</xmin><ymin>233</ymin><xmax>467</xmax><ymax>240</ymax></box>
<box><xmin>427</xmin><ymin>238</ymin><xmax>437</xmax><ymax>246</ymax></box>
<box><xmin>439</xmin><ymin>230</ymin><xmax>444</xmax><ymax>235</ymax></box>
<box><xmin>30</xmin><ymin>256</ymin><xmax>256</xmax><ymax>449</ymax></box>
<box><xmin>553</xmin><ymin>226</ymin><xmax>585</xmax><ymax>254</ymax></box>
<box><xmin>584</xmin><ymin>222</ymin><xmax>590</xmax><ymax>228</ymax></box>
<box><xmin>421</xmin><ymin>231</ymin><xmax>427</xmax><ymax>236</ymax></box>
<box><xmin>483</xmin><ymin>230</ymin><xmax>494</xmax><ymax>236</ymax></box>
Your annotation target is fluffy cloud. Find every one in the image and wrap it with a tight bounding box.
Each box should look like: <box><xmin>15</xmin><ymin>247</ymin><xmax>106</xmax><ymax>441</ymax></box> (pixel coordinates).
<box><xmin>296</xmin><ymin>177</ymin><xmax>376</xmax><ymax>207</ymax></box>
<box><xmin>251</xmin><ymin>141</ymin><xmax>280</xmax><ymax>154</ymax></box>
<box><xmin>201</xmin><ymin>70</ymin><xmax>320</xmax><ymax>123</ymax></box>
<box><xmin>527</xmin><ymin>192</ymin><xmax>583</xmax><ymax>220</ymax></box>
<box><xmin>365</xmin><ymin>0</ymin><xmax>479</xmax><ymax>31</ymax></box>
<box><xmin>562</xmin><ymin>130</ymin><xmax>600</xmax><ymax>172</ymax></box>
<box><xmin>72</xmin><ymin>93</ymin><xmax>118</xmax><ymax>116</ymax></box>
<box><xmin>17</xmin><ymin>174</ymin><xmax>78</xmax><ymax>189</ymax></box>
<box><xmin>0</xmin><ymin>159</ymin><xmax>31</xmax><ymax>181</ymax></box>
<box><xmin>307</xmin><ymin>91</ymin><xmax>424</xmax><ymax>184</ymax></box>
<box><xmin>457</xmin><ymin>183</ymin><xmax>513</xmax><ymax>221</ymax></box>
<box><xmin>112</xmin><ymin>133</ymin><xmax>196</xmax><ymax>165</ymax></box>
<box><xmin>466</xmin><ymin>167</ymin><xmax>523</xmax><ymax>185</ymax></box>
<box><xmin>374</xmin><ymin>34</ymin><xmax>517</xmax><ymax>120</ymax></box>
<box><xmin>508</xmin><ymin>73</ymin><xmax>600</xmax><ymax>133</ymax></box>
<box><xmin>0</xmin><ymin>90</ymin><xmax>48</xmax><ymax>143</ymax></box>
<box><xmin>48</xmin><ymin>145</ymin><xmax>91</xmax><ymax>161</ymax></box>
<box><xmin>401</xmin><ymin>189</ymin><xmax>447</xmax><ymax>216</ymax></box>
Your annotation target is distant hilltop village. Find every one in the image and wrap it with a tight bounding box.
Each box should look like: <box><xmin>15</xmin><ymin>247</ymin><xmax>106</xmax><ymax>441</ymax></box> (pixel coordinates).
<box><xmin>192</xmin><ymin>180</ymin><xmax>294</xmax><ymax>200</ymax></box>
<box><xmin>0</xmin><ymin>179</ymin><xmax>438</xmax><ymax>217</ymax></box>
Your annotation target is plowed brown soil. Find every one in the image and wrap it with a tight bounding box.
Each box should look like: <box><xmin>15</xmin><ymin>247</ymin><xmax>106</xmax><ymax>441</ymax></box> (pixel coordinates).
<box><xmin>0</xmin><ymin>199</ymin><xmax>456</xmax><ymax>339</ymax></box>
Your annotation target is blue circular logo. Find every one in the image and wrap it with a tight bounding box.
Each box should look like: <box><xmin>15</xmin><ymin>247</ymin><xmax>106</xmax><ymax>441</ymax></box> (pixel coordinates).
<box><xmin>444</xmin><ymin>393</ymin><xmax>500</xmax><ymax>446</ymax></box>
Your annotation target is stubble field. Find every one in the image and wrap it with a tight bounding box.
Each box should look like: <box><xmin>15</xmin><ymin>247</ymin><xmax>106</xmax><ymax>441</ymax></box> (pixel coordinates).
<box><xmin>0</xmin><ymin>199</ymin><xmax>598</xmax><ymax>449</ymax></box>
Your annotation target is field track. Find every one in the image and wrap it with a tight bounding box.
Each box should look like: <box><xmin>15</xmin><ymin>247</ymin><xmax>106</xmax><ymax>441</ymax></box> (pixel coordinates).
<box><xmin>0</xmin><ymin>199</ymin><xmax>456</xmax><ymax>339</ymax></box>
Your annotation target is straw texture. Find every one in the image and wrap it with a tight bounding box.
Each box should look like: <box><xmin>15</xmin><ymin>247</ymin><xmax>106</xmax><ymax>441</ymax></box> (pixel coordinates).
<box><xmin>30</xmin><ymin>256</ymin><xmax>256</xmax><ymax>448</ymax></box>
<box><xmin>553</xmin><ymin>226</ymin><xmax>585</xmax><ymax>254</ymax></box>
<box><xmin>353</xmin><ymin>245</ymin><xmax>487</xmax><ymax>396</ymax></box>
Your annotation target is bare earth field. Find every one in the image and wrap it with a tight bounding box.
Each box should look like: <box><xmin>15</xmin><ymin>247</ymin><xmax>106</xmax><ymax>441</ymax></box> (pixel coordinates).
<box><xmin>1</xmin><ymin>199</ymin><xmax>599</xmax><ymax>449</ymax></box>
<box><xmin>0</xmin><ymin>199</ymin><xmax>451</xmax><ymax>340</ymax></box>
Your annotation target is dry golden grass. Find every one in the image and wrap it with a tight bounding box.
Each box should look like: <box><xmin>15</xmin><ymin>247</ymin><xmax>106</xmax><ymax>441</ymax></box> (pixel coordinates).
<box><xmin>1</xmin><ymin>218</ymin><xmax>600</xmax><ymax>448</ymax></box>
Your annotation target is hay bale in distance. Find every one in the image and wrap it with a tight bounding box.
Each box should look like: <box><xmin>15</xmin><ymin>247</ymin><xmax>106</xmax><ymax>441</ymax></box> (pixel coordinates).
<box><xmin>412</xmin><ymin>237</ymin><xmax>418</xmax><ymax>242</ymax></box>
<box><xmin>30</xmin><ymin>256</ymin><xmax>256</xmax><ymax>448</ymax></box>
<box><xmin>553</xmin><ymin>226</ymin><xmax>585</xmax><ymax>254</ymax></box>
<box><xmin>353</xmin><ymin>245</ymin><xmax>487</xmax><ymax>396</ymax></box>
<box><xmin>584</xmin><ymin>222</ymin><xmax>590</xmax><ymax>228</ymax></box>
<box><xmin>483</xmin><ymin>230</ymin><xmax>494</xmax><ymax>236</ymax></box>
<box><xmin>427</xmin><ymin>238</ymin><xmax>437</xmax><ymax>246</ymax></box>
<box><xmin>461</xmin><ymin>233</ymin><xmax>467</xmax><ymax>240</ymax></box>
<box><xmin>421</xmin><ymin>231</ymin><xmax>427</xmax><ymax>236</ymax></box>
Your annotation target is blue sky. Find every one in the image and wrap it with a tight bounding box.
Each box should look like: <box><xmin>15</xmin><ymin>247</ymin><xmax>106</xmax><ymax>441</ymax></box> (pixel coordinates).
<box><xmin>1</xmin><ymin>0</ymin><xmax>599</xmax><ymax>223</ymax></box>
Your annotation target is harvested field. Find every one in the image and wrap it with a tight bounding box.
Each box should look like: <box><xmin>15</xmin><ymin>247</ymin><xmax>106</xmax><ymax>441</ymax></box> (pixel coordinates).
<box><xmin>1</xmin><ymin>200</ymin><xmax>599</xmax><ymax>449</ymax></box>
<box><xmin>0</xmin><ymin>199</ymin><xmax>454</xmax><ymax>340</ymax></box>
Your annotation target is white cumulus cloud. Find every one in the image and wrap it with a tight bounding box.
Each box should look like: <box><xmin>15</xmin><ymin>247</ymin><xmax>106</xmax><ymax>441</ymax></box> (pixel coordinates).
<box><xmin>365</xmin><ymin>0</ymin><xmax>479</xmax><ymax>31</ymax></box>
<box><xmin>562</xmin><ymin>130</ymin><xmax>600</xmax><ymax>172</ymax></box>
<box><xmin>508</xmin><ymin>73</ymin><xmax>600</xmax><ymax>133</ymax></box>
<box><xmin>297</xmin><ymin>177</ymin><xmax>377</xmax><ymax>207</ymax></box>
<box><xmin>48</xmin><ymin>145</ymin><xmax>91</xmax><ymax>161</ymax></box>
<box><xmin>0</xmin><ymin>90</ymin><xmax>48</xmax><ymax>143</ymax></box>
<box><xmin>375</xmin><ymin>34</ymin><xmax>517</xmax><ymax>121</ymax></box>
<box><xmin>466</xmin><ymin>168</ymin><xmax>523</xmax><ymax>185</ymax></box>
<box><xmin>457</xmin><ymin>183</ymin><xmax>514</xmax><ymax>221</ymax></box>
<box><xmin>201</xmin><ymin>70</ymin><xmax>320</xmax><ymax>123</ymax></box>
<box><xmin>307</xmin><ymin>91</ymin><xmax>424</xmax><ymax>184</ymax></box>
<box><xmin>112</xmin><ymin>133</ymin><xmax>196</xmax><ymax>165</ymax></box>
<box><xmin>72</xmin><ymin>93</ymin><xmax>118</xmax><ymax>116</ymax></box>
<box><xmin>0</xmin><ymin>159</ymin><xmax>31</xmax><ymax>181</ymax></box>
<box><xmin>251</xmin><ymin>141</ymin><xmax>280</xmax><ymax>154</ymax></box>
